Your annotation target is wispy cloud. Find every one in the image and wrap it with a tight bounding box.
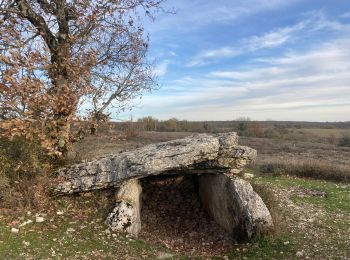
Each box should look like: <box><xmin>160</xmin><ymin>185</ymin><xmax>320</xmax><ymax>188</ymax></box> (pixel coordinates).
<box><xmin>244</xmin><ymin>24</ymin><xmax>303</xmax><ymax>50</ymax></box>
<box><xmin>187</xmin><ymin>48</ymin><xmax>240</xmax><ymax>67</ymax></box>
<box><xmin>187</xmin><ymin>12</ymin><xmax>350</xmax><ymax>67</ymax></box>
<box><xmin>132</xmin><ymin>37</ymin><xmax>350</xmax><ymax>121</ymax></box>
<box><xmin>119</xmin><ymin>3</ymin><xmax>350</xmax><ymax>122</ymax></box>
<box><xmin>340</xmin><ymin>12</ymin><xmax>350</xmax><ymax>19</ymax></box>
<box><xmin>146</xmin><ymin>0</ymin><xmax>301</xmax><ymax>33</ymax></box>
<box><xmin>154</xmin><ymin>61</ymin><xmax>169</xmax><ymax>77</ymax></box>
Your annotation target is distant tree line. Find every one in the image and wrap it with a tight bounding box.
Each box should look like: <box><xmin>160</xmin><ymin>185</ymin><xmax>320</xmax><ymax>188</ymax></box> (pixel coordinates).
<box><xmin>111</xmin><ymin>116</ymin><xmax>350</xmax><ymax>147</ymax></box>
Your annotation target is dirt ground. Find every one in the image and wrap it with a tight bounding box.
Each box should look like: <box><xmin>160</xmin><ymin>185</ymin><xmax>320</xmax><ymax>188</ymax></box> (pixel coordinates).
<box><xmin>140</xmin><ymin>175</ymin><xmax>234</xmax><ymax>257</ymax></box>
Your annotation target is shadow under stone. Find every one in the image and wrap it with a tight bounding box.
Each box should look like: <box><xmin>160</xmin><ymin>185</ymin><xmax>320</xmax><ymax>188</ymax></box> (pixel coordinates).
<box><xmin>139</xmin><ymin>174</ymin><xmax>235</xmax><ymax>256</ymax></box>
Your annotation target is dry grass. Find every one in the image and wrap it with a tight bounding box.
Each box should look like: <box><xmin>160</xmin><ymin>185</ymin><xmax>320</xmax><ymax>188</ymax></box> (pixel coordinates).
<box><xmin>250</xmin><ymin>182</ymin><xmax>282</xmax><ymax>234</ymax></box>
<box><xmin>240</xmin><ymin>136</ymin><xmax>350</xmax><ymax>183</ymax></box>
<box><xmin>256</xmin><ymin>158</ymin><xmax>350</xmax><ymax>183</ymax></box>
<box><xmin>300</xmin><ymin>128</ymin><xmax>350</xmax><ymax>138</ymax></box>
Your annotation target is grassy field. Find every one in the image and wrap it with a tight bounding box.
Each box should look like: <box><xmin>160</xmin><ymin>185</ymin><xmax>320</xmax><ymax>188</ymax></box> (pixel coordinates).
<box><xmin>1</xmin><ymin>129</ymin><xmax>350</xmax><ymax>259</ymax></box>
<box><xmin>298</xmin><ymin>128</ymin><xmax>350</xmax><ymax>138</ymax></box>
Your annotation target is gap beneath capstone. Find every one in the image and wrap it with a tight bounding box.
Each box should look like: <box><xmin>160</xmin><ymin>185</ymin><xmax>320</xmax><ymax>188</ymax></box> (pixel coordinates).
<box><xmin>139</xmin><ymin>174</ymin><xmax>234</xmax><ymax>256</ymax></box>
<box><xmin>106</xmin><ymin>172</ymin><xmax>273</xmax><ymax>255</ymax></box>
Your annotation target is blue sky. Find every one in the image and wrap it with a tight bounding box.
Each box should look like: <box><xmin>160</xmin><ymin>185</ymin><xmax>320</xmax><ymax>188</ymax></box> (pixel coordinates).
<box><xmin>120</xmin><ymin>0</ymin><xmax>350</xmax><ymax>121</ymax></box>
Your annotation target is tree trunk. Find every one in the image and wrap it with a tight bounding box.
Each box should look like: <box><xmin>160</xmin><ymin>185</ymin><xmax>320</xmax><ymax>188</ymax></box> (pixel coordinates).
<box><xmin>54</xmin><ymin>112</ymin><xmax>72</xmax><ymax>155</ymax></box>
<box><xmin>49</xmin><ymin>38</ymin><xmax>75</xmax><ymax>155</ymax></box>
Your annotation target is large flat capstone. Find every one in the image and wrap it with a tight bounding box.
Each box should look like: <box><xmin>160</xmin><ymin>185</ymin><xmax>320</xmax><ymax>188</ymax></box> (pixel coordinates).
<box><xmin>54</xmin><ymin>132</ymin><xmax>256</xmax><ymax>195</ymax></box>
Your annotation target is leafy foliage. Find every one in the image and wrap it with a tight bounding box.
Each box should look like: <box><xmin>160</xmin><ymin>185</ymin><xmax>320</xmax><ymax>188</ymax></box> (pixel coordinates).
<box><xmin>0</xmin><ymin>137</ymin><xmax>50</xmax><ymax>182</ymax></box>
<box><xmin>0</xmin><ymin>0</ymin><xmax>162</xmax><ymax>155</ymax></box>
<box><xmin>0</xmin><ymin>137</ymin><xmax>51</xmax><ymax>204</ymax></box>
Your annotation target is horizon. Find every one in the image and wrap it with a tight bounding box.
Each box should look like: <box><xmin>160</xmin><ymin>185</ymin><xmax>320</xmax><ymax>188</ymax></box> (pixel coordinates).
<box><xmin>110</xmin><ymin>117</ymin><xmax>350</xmax><ymax>124</ymax></box>
<box><xmin>115</xmin><ymin>0</ymin><xmax>350</xmax><ymax>122</ymax></box>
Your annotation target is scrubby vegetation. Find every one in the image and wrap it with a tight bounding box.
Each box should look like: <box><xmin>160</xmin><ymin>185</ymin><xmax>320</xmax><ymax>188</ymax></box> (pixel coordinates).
<box><xmin>0</xmin><ymin>138</ymin><xmax>50</xmax><ymax>181</ymax></box>
<box><xmin>114</xmin><ymin>116</ymin><xmax>350</xmax><ymax>146</ymax></box>
<box><xmin>338</xmin><ymin>135</ymin><xmax>350</xmax><ymax>147</ymax></box>
<box><xmin>257</xmin><ymin>158</ymin><xmax>350</xmax><ymax>183</ymax></box>
<box><xmin>0</xmin><ymin>137</ymin><xmax>52</xmax><ymax>209</ymax></box>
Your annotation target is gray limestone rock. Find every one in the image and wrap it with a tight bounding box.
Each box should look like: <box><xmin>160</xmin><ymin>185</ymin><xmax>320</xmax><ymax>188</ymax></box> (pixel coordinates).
<box><xmin>53</xmin><ymin>132</ymin><xmax>272</xmax><ymax>241</ymax></box>
<box><xmin>106</xmin><ymin>179</ymin><xmax>142</xmax><ymax>237</ymax></box>
<box><xmin>198</xmin><ymin>174</ymin><xmax>273</xmax><ymax>241</ymax></box>
<box><xmin>54</xmin><ymin>132</ymin><xmax>256</xmax><ymax>195</ymax></box>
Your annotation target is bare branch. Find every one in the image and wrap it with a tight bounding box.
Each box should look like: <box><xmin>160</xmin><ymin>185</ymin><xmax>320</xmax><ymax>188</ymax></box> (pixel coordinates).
<box><xmin>14</xmin><ymin>0</ymin><xmax>57</xmax><ymax>50</ymax></box>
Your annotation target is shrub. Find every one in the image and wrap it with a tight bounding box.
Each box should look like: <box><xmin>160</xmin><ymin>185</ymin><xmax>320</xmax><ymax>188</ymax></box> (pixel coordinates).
<box><xmin>0</xmin><ymin>137</ymin><xmax>50</xmax><ymax>198</ymax></box>
<box><xmin>0</xmin><ymin>137</ymin><xmax>51</xmax><ymax>182</ymax></box>
<box><xmin>247</xmin><ymin>122</ymin><xmax>264</xmax><ymax>137</ymax></box>
<box><xmin>122</xmin><ymin>119</ymin><xmax>140</xmax><ymax>139</ymax></box>
<box><xmin>327</xmin><ymin>133</ymin><xmax>337</xmax><ymax>145</ymax></box>
<box><xmin>338</xmin><ymin>135</ymin><xmax>350</xmax><ymax>147</ymax></box>
<box><xmin>0</xmin><ymin>172</ymin><xmax>10</xmax><ymax>203</ymax></box>
<box><xmin>237</xmin><ymin>122</ymin><xmax>248</xmax><ymax>135</ymax></box>
<box><xmin>0</xmin><ymin>137</ymin><xmax>52</xmax><ymax>207</ymax></box>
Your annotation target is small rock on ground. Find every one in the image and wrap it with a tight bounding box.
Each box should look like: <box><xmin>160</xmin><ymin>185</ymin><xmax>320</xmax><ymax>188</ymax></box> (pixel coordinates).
<box><xmin>35</xmin><ymin>216</ymin><xmax>45</xmax><ymax>223</ymax></box>
<box><xmin>11</xmin><ymin>228</ymin><xmax>19</xmax><ymax>233</ymax></box>
<box><xmin>156</xmin><ymin>252</ymin><xmax>174</xmax><ymax>259</ymax></box>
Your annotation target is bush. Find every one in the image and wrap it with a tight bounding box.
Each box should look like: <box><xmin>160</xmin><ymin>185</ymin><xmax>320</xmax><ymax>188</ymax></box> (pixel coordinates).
<box><xmin>0</xmin><ymin>173</ymin><xmax>10</xmax><ymax>202</ymax></box>
<box><xmin>0</xmin><ymin>137</ymin><xmax>52</xmax><ymax>206</ymax></box>
<box><xmin>338</xmin><ymin>135</ymin><xmax>350</xmax><ymax>147</ymax></box>
<box><xmin>122</xmin><ymin>119</ymin><xmax>140</xmax><ymax>139</ymax></box>
<box><xmin>0</xmin><ymin>137</ymin><xmax>51</xmax><ymax>182</ymax></box>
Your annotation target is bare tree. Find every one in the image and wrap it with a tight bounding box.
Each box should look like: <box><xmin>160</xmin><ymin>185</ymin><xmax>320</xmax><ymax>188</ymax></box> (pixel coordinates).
<box><xmin>0</xmin><ymin>0</ymin><xmax>162</xmax><ymax>155</ymax></box>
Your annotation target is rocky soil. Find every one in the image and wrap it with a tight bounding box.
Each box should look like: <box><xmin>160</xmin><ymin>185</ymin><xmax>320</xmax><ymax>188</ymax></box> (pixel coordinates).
<box><xmin>140</xmin><ymin>175</ymin><xmax>235</xmax><ymax>256</ymax></box>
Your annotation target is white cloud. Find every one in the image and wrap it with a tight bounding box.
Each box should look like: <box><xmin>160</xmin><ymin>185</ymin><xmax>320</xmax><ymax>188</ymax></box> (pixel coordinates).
<box><xmin>245</xmin><ymin>23</ymin><xmax>304</xmax><ymax>50</ymax></box>
<box><xmin>188</xmin><ymin>47</ymin><xmax>239</xmax><ymax>67</ymax></box>
<box><xmin>146</xmin><ymin>0</ymin><xmax>301</xmax><ymax>34</ymax></box>
<box><xmin>154</xmin><ymin>61</ymin><xmax>169</xmax><ymax>77</ymax></box>
<box><xmin>340</xmin><ymin>12</ymin><xmax>350</xmax><ymax>19</ymax></box>
<box><xmin>187</xmin><ymin>23</ymin><xmax>305</xmax><ymax>67</ymax></box>
<box><xmin>129</xmin><ymin>37</ymin><xmax>350</xmax><ymax>121</ymax></box>
<box><xmin>187</xmin><ymin>12</ymin><xmax>350</xmax><ymax>67</ymax></box>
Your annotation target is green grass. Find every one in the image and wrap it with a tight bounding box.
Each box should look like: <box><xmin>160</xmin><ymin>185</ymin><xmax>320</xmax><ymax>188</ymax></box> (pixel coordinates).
<box><xmin>228</xmin><ymin>236</ymin><xmax>296</xmax><ymax>260</ymax></box>
<box><xmin>243</xmin><ymin>175</ymin><xmax>350</xmax><ymax>259</ymax></box>
<box><xmin>256</xmin><ymin>176</ymin><xmax>350</xmax><ymax>213</ymax></box>
<box><xmin>0</xmin><ymin>214</ymin><xmax>170</xmax><ymax>259</ymax></box>
<box><xmin>1</xmin><ymin>174</ymin><xmax>349</xmax><ymax>259</ymax></box>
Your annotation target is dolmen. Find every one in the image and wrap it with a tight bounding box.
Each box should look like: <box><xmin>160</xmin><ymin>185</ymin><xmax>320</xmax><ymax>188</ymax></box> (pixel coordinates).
<box><xmin>54</xmin><ymin>132</ymin><xmax>273</xmax><ymax>242</ymax></box>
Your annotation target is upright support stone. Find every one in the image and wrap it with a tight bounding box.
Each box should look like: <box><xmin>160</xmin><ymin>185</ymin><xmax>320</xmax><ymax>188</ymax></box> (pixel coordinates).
<box><xmin>198</xmin><ymin>174</ymin><xmax>273</xmax><ymax>242</ymax></box>
<box><xmin>106</xmin><ymin>179</ymin><xmax>142</xmax><ymax>237</ymax></box>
